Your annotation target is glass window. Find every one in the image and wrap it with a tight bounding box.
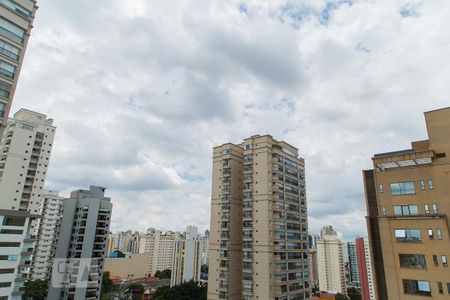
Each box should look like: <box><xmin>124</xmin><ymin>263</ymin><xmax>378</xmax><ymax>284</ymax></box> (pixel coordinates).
<box><xmin>438</xmin><ymin>282</ymin><xmax>443</xmax><ymax>294</ymax></box>
<box><xmin>424</xmin><ymin>204</ymin><xmax>430</xmax><ymax>214</ymax></box>
<box><xmin>433</xmin><ymin>255</ymin><xmax>439</xmax><ymax>267</ymax></box>
<box><xmin>403</xmin><ymin>279</ymin><xmax>431</xmax><ymax>296</ymax></box>
<box><xmin>432</xmin><ymin>203</ymin><xmax>438</xmax><ymax>214</ymax></box>
<box><xmin>442</xmin><ymin>255</ymin><xmax>447</xmax><ymax>267</ymax></box>
<box><xmin>381</xmin><ymin>206</ymin><xmax>386</xmax><ymax>216</ymax></box>
<box><xmin>395</xmin><ymin>229</ymin><xmax>421</xmax><ymax>243</ymax></box>
<box><xmin>393</xmin><ymin>205</ymin><xmax>418</xmax><ymax>216</ymax></box>
<box><xmin>428</xmin><ymin>179</ymin><xmax>433</xmax><ymax>189</ymax></box>
<box><xmin>0</xmin><ymin>60</ymin><xmax>15</xmax><ymax>78</ymax></box>
<box><xmin>0</xmin><ymin>39</ymin><xmax>19</xmax><ymax>61</ymax></box>
<box><xmin>379</xmin><ymin>184</ymin><xmax>384</xmax><ymax>193</ymax></box>
<box><xmin>0</xmin><ymin>18</ymin><xmax>25</xmax><ymax>44</ymax></box>
<box><xmin>447</xmin><ymin>283</ymin><xmax>450</xmax><ymax>294</ymax></box>
<box><xmin>437</xmin><ymin>228</ymin><xmax>442</xmax><ymax>240</ymax></box>
<box><xmin>399</xmin><ymin>254</ymin><xmax>426</xmax><ymax>269</ymax></box>
<box><xmin>393</xmin><ymin>206</ymin><xmax>402</xmax><ymax>215</ymax></box>
<box><xmin>0</xmin><ymin>0</ymin><xmax>31</xmax><ymax>18</ymax></box>
<box><xmin>419</xmin><ymin>180</ymin><xmax>425</xmax><ymax>190</ymax></box>
<box><xmin>428</xmin><ymin>229</ymin><xmax>434</xmax><ymax>239</ymax></box>
<box><xmin>391</xmin><ymin>182</ymin><xmax>415</xmax><ymax>195</ymax></box>
<box><xmin>2</xmin><ymin>216</ymin><xmax>25</xmax><ymax>226</ymax></box>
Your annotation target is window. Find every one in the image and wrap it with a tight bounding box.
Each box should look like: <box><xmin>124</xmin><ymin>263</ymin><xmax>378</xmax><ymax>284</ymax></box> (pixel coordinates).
<box><xmin>433</xmin><ymin>255</ymin><xmax>439</xmax><ymax>267</ymax></box>
<box><xmin>399</xmin><ymin>254</ymin><xmax>426</xmax><ymax>269</ymax></box>
<box><xmin>0</xmin><ymin>0</ymin><xmax>31</xmax><ymax>18</ymax></box>
<box><xmin>443</xmin><ymin>256</ymin><xmax>448</xmax><ymax>267</ymax></box>
<box><xmin>2</xmin><ymin>216</ymin><xmax>25</xmax><ymax>226</ymax></box>
<box><xmin>390</xmin><ymin>182</ymin><xmax>415</xmax><ymax>195</ymax></box>
<box><xmin>245</xmin><ymin>144</ymin><xmax>252</xmax><ymax>150</ymax></box>
<box><xmin>381</xmin><ymin>206</ymin><xmax>386</xmax><ymax>216</ymax></box>
<box><xmin>428</xmin><ymin>179</ymin><xmax>433</xmax><ymax>189</ymax></box>
<box><xmin>0</xmin><ymin>268</ymin><xmax>14</xmax><ymax>274</ymax></box>
<box><xmin>0</xmin><ymin>229</ymin><xmax>22</xmax><ymax>234</ymax></box>
<box><xmin>424</xmin><ymin>204</ymin><xmax>430</xmax><ymax>214</ymax></box>
<box><xmin>0</xmin><ymin>282</ymin><xmax>11</xmax><ymax>288</ymax></box>
<box><xmin>393</xmin><ymin>205</ymin><xmax>418</xmax><ymax>216</ymax></box>
<box><xmin>428</xmin><ymin>229</ymin><xmax>434</xmax><ymax>239</ymax></box>
<box><xmin>438</xmin><ymin>282</ymin><xmax>443</xmax><ymax>294</ymax></box>
<box><xmin>0</xmin><ymin>60</ymin><xmax>15</xmax><ymax>78</ymax></box>
<box><xmin>447</xmin><ymin>283</ymin><xmax>450</xmax><ymax>294</ymax></box>
<box><xmin>0</xmin><ymin>40</ymin><xmax>19</xmax><ymax>61</ymax></box>
<box><xmin>395</xmin><ymin>229</ymin><xmax>421</xmax><ymax>243</ymax></box>
<box><xmin>0</xmin><ymin>242</ymin><xmax>20</xmax><ymax>247</ymax></box>
<box><xmin>379</xmin><ymin>184</ymin><xmax>384</xmax><ymax>193</ymax></box>
<box><xmin>419</xmin><ymin>180</ymin><xmax>425</xmax><ymax>190</ymax></box>
<box><xmin>402</xmin><ymin>279</ymin><xmax>431</xmax><ymax>296</ymax></box>
<box><xmin>0</xmin><ymin>18</ymin><xmax>25</xmax><ymax>44</ymax></box>
<box><xmin>0</xmin><ymin>255</ymin><xmax>17</xmax><ymax>261</ymax></box>
<box><xmin>432</xmin><ymin>203</ymin><xmax>438</xmax><ymax>214</ymax></box>
<box><xmin>437</xmin><ymin>228</ymin><xmax>443</xmax><ymax>240</ymax></box>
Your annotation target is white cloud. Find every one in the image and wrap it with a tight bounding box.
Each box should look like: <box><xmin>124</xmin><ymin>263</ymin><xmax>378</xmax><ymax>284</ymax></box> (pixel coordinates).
<box><xmin>12</xmin><ymin>0</ymin><xmax>450</xmax><ymax>239</ymax></box>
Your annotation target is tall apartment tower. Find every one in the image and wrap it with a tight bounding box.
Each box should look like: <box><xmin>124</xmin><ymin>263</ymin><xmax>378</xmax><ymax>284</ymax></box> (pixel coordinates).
<box><xmin>138</xmin><ymin>228</ymin><xmax>180</xmax><ymax>276</ymax></box>
<box><xmin>48</xmin><ymin>186</ymin><xmax>112</xmax><ymax>300</ymax></box>
<box><xmin>316</xmin><ymin>226</ymin><xmax>346</xmax><ymax>294</ymax></box>
<box><xmin>0</xmin><ymin>0</ymin><xmax>38</xmax><ymax>139</ymax></box>
<box><xmin>355</xmin><ymin>237</ymin><xmax>376</xmax><ymax>300</ymax></box>
<box><xmin>208</xmin><ymin>135</ymin><xmax>309</xmax><ymax>300</ymax></box>
<box><xmin>363</xmin><ymin>107</ymin><xmax>450</xmax><ymax>299</ymax></box>
<box><xmin>171</xmin><ymin>226</ymin><xmax>209</xmax><ymax>286</ymax></box>
<box><xmin>0</xmin><ymin>109</ymin><xmax>55</xmax><ymax>213</ymax></box>
<box><xmin>347</xmin><ymin>241</ymin><xmax>359</xmax><ymax>287</ymax></box>
<box><xmin>0</xmin><ymin>209</ymin><xmax>39</xmax><ymax>299</ymax></box>
<box><xmin>30</xmin><ymin>189</ymin><xmax>63</xmax><ymax>280</ymax></box>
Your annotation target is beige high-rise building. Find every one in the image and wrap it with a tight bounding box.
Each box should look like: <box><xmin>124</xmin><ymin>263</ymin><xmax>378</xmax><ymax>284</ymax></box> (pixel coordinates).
<box><xmin>316</xmin><ymin>226</ymin><xmax>346</xmax><ymax>294</ymax></box>
<box><xmin>208</xmin><ymin>135</ymin><xmax>310</xmax><ymax>300</ymax></box>
<box><xmin>0</xmin><ymin>0</ymin><xmax>38</xmax><ymax>139</ymax></box>
<box><xmin>363</xmin><ymin>107</ymin><xmax>450</xmax><ymax>299</ymax></box>
<box><xmin>138</xmin><ymin>228</ymin><xmax>180</xmax><ymax>276</ymax></box>
<box><xmin>0</xmin><ymin>109</ymin><xmax>56</xmax><ymax>213</ymax></box>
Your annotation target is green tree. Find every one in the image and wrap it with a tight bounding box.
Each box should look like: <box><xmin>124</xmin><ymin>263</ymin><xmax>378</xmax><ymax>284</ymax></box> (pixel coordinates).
<box><xmin>23</xmin><ymin>280</ymin><xmax>48</xmax><ymax>300</ymax></box>
<box><xmin>154</xmin><ymin>280</ymin><xmax>206</xmax><ymax>300</ymax></box>
<box><xmin>127</xmin><ymin>283</ymin><xmax>145</xmax><ymax>293</ymax></box>
<box><xmin>154</xmin><ymin>269</ymin><xmax>171</xmax><ymax>279</ymax></box>
<box><xmin>335</xmin><ymin>293</ymin><xmax>349</xmax><ymax>300</ymax></box>
<box><xmin>101</xmin><ymin>271</ymin><xmax>113</xmax><ymax>296</ymax></box>
<box><xmin>347</xmin><ymin>287</ymin><xmax>361</xmax><ymax>300</ymax></box>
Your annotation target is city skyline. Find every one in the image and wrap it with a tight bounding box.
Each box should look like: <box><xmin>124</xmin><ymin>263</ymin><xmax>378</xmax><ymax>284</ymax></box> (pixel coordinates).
<box><xmin>9</xmin><ymin>0</ymin><xmax>450</xmax><ymax>240</ymax></box>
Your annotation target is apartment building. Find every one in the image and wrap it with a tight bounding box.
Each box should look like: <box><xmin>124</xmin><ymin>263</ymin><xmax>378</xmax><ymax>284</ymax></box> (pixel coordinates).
<box><xmin>48</xmin><ymin>186</ymin><xmax>112</xmax><ymax>300</ymax></box>
<box><xmin>138</xmin><ymin>228</ymin><xmax>180</xmax><ymax>276</ymax></box>
<box><xmin>104</xmin><ymin>253</ymin><xmax>151</xmax><ymax>279</ymax></box>
<box><xmin>316</xmin><ymin>226</ymin><xmax>346</xmax><ymax>294</ymax></box>
<box><xmin>363</xmin><ymin>107</ymin><xmax>450</xmax><ymax>299</ymax></box>
<box><xmin>208</xmin><ymin>135</ymin><xmax>310</xmax><ymax>300</ymax></box>
<box><xmin>347</xmin><ymin>241</ymin><xmax>359</xmax><ymax>288</ymax></box>
<box><xmin>171</xmin><ymin>226</ymin><xmax>209</xmax><ymax>286</ymax></box>
<box><xmin>29</xmin><ymin>189</ymin><xmax>63</xmax><ymax>280</ymax></box>
<box><xmin>0</xmin><ymin>0</ymin><xmax>38</xmax><ymax>139</ymax></box>
<box><xmin>0</xmin><ymin>209</ymin><xmax>38</xmax><ymax>299</ymax></box>
<box><xmin>0</xmin><ymin>109</ymin><xmax>55</xmax><ymax>213</ymax></box>
<box><xmin>355</xmin><ymin>237</ymin><xmax>375</xmax><ymax>300</ymax></box>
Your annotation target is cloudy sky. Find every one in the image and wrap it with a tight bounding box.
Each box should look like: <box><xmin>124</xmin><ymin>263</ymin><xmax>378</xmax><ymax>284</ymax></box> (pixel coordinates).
<box><xmin>12</xmin><ymin>0</ymin><xmax>450</xmax><ymax>240</ymax></box>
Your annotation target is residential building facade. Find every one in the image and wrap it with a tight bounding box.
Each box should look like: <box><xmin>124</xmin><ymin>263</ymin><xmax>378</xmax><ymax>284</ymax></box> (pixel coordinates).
<box><xmin>29</xmin><ymin>189</ymin><xmax>63</xmax><ymax>280</ymax></box>
<box><xmin>48</xmin><ymin>186</ymin><xmax>112</xmax><ymax>300</ymax></box>
<box><xmin>208</xmin><ymin>135</ymin><xmax>310</xmax><ymax>300</ymax></box>
<box><xmin>0</xmin><ymin>209</ymin><xmax>38</xmax><ymax>299</ymax></box>
<box><xmin>0</xmin><ymin>0</ymin><xmax>38</xmax><ymax>139</ymax></box>
<box><xmin>104</xmin><ymin>253</ymin><xmax>151</xmax><ymax>279</ymax></box>
<box><xmin>0</xmin><ymin>109</ymin><xmax>55</xmax><ymax>214</ymax></box>
<box><xmin>171</xmin><ymin>226</ymin><xmax>209</xmax><ymax>286</ymax></box>
<box><xmin>363</xmin><ymin>107</ymin><xmax>450</xmax><ymax>299</ymax></box>
<box><xmin>347</xmin><ymin>241</ymin><xmax>359</xmax><ymax>288</ymax></box>
<box><xmin>316</xmin><ymin>226</ymin><xmax>346</xmax><ymax>294</ymax></box>
<box><xmin>355</xmin><ymin>237</ymin><xmax>375</xmax><ymax>300</ymax></box>
<box><xmin>138</xmin><ymin>228</ymin><xmax>180</xmax><ymax>276</ymax></box>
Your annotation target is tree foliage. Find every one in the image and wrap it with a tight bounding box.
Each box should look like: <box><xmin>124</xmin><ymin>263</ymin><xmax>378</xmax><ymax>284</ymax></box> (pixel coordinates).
<box><xmin>154</xmin><ymin>280</ymin><xmax>207</xmax><ymax>300</ymax></box>
<box><xmin>23</xmin><ymin>279</ymin><xmax>48</xmax><ymax>300</ymax></box>
<box><xmin>101</xmin><ymin>271</ymin><xmax>113</xmax><ymax>295</ymax></box>
<box><xmin>347</xmin><ymin>287</ymin><xmax>361</xmax><ymax>300</ymax></box>
<box><xmin>154</xmin><ymin>269</ymin><xmax>171</xmax><ymax>279</ymax></box>
<box><xmin>335</xmin><ymin>293</ymin><xmax>349</xmax><ymax>300</ymax></box>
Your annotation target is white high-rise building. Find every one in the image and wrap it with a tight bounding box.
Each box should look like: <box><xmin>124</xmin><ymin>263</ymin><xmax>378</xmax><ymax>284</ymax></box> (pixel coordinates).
<box><xmin>0</xmin><ymin>109</ymin><xmax>55</xmax><ymax>213</ymax></box>
<box><xmin>30</xmin><ymin>190</ymin><xmax>63</xmax><ymax>280</ymax></box>
<box><xmin>171</xmin><ymin>226</ymin><xmax>209</xmax><ymax>286</ymax></box>
<box><xmin>48</xmin><ymin>186</ymin><xmax>112</xmax><ymax>300</ymax></box>
<box><xmin>316</xmin><ymin>225</ymin><xmax>346</xmax><ymax>294</ymax></box>
<box><xmin>138</xmin><ymin>228</ymin><xmax>180</xmax><ymax>276</ymax></box>
<box><xmin>0</xmin><ymin>209</ymin><xmax>39</xmax><ymax>299</ymax></box>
